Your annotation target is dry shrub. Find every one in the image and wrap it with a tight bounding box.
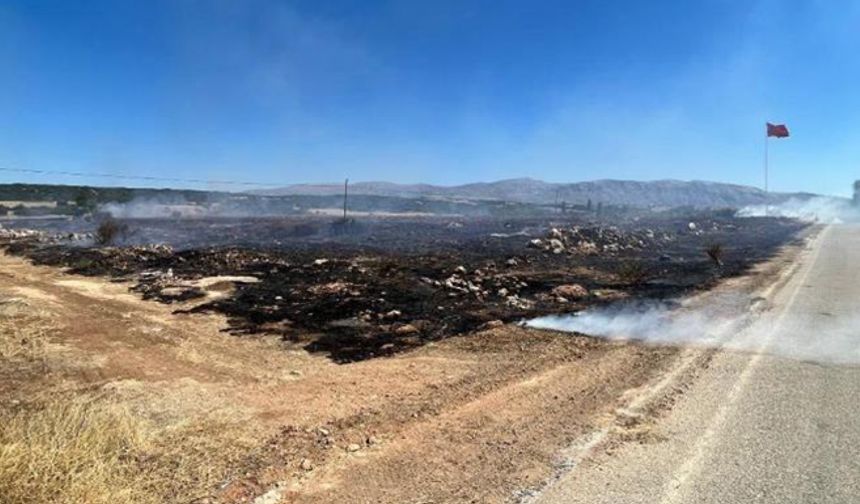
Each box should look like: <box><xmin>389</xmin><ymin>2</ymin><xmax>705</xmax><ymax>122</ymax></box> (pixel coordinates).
<box><xmin>706</xmin><ymin>243</ymin><xmax>724</xmax><ymax>267</ymax></box>
<box><xmin>0</xmin><ymin>398</ymin><xmax>155</xmax><ymax>504</ymax></box>
<box><xmin>95</xmin><ymin>217</ymin><xmax>129</xmax><ymax>246</ymax></box>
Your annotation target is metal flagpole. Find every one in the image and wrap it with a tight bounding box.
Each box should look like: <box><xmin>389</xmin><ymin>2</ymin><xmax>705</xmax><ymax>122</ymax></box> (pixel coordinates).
<box><xmin>764</xmin><ymin>126</ymin><xmax>769</xmax><ymax>216</ymax></box>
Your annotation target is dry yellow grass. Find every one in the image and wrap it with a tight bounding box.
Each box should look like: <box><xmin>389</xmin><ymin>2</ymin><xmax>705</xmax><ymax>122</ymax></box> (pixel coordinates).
<box><xmin>0</xmin><ymin>298</ymin><xmax>51</xmax><ymax>363</ymax></box>
<box><xmin>0</xmin><ymin>300</ymin><xmax>152</xmax><ymax>503</ymax></box>
<box><xmin>0</xmin><ymin>397</ymin><xmax>156</xmax><ymax>504</ymax></box>
<box><xmin>0</xmin><ymin>393</ymin><xmax>257</xmax><ymax>504</ymax></box>
<box><xmin>0</xmin><ymin>294</ymin><xmax>259</xmax><ymax>503</ymax></box>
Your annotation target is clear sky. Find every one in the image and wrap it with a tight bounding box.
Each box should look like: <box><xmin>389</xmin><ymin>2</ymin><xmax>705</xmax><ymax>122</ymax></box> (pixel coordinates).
<box><xmin>2</xmin><ymin>0</ymin><xmax>859</xmax><ymax>195</ymax></box>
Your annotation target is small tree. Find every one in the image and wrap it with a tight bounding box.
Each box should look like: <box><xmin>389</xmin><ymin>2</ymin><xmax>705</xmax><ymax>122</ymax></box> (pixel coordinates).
<box><xmin>73</xmin><ymin>190</ymin><xmax>97</xmax><ymax>214</ymax></box>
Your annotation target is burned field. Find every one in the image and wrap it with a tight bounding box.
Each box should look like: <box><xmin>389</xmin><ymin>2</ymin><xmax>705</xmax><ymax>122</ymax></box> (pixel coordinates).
<box><xmin>2</xmin><ymin>211</ymin><xmax>805</xmax><ymax>362</ymax></box>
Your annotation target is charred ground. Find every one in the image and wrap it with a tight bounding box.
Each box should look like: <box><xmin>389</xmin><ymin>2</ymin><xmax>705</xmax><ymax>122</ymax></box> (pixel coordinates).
<box><xmin>2</xmin><ymin>210</ymin><xmax>805</xmax><ymax>362</ymax></box>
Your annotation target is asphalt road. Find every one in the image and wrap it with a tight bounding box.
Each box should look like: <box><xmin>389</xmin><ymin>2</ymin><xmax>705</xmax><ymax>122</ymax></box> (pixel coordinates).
<box><xmin>535</xmin><ymin>224</ymin><xmax>860</xmax><ymax>503</ymax></box>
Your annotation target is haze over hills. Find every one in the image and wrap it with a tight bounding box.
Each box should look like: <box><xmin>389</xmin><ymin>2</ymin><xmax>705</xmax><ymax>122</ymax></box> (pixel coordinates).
<box><xmin>254</xmin><ymin>178</ymin><xmax>820</xmax><ymax>209</ymax></box>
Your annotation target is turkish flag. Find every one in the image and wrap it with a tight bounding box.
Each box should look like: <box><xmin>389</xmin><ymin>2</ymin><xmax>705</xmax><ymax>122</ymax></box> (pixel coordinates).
<box><xmin>767</xmin><ymin>122</ymin><xmax>790</xmax><ymax>138</ymax></box>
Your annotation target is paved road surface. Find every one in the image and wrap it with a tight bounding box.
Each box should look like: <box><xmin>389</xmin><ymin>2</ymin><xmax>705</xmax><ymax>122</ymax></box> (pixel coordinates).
<box><xmin>536</xmin><ymin>224</ymin><xmax>860</xmax><ymax>503</ymax></box>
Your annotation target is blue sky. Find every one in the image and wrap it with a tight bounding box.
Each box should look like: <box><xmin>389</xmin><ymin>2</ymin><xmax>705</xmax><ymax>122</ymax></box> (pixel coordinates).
<box><xmin>2</xmin><ymin>0</ymin><xmax>859</xmax><ymax>195</ymax></box>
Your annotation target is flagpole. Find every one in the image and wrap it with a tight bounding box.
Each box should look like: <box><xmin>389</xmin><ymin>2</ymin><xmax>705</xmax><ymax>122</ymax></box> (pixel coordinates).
<box><xmin>764</xmin><ymin>125</ymin><xmax>769</xmax><ymax>217</ymax></box>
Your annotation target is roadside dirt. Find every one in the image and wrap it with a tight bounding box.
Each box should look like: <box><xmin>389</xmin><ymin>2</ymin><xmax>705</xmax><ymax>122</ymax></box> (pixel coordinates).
<box><xmin>0</xmin><ymin>251</ymin><xmax>680</xmax><ymax>503</ymax></box>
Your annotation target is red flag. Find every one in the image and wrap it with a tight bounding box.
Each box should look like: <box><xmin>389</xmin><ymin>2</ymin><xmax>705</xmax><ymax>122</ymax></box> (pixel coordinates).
<box><xmin>767</xmin><ymin>122</ymin><xmax>789</xmax><ymax>138</ymax></box>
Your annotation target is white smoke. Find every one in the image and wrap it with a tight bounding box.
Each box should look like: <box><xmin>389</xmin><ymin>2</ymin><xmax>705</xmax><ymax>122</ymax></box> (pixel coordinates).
<box><xmin>524</xmin><ymin>295</ymin><xmax>860</xmax><ymax>365</ymax></box>
<box><xmin>99</xmin><ymin>199</ymin><xmax>209</xmax><ymax>219</ymax></box>
<box><xmin>525</xmin><ymin>296</ymin><xmax>748</xmax><ymax>349</ymax></box>
<box><xmin>736</xmin><ymin>196</ymin><xmax>854</xmax><ymax>223</ymax></box>
<box><xmin>98</xmin><ymin>195</ymin><xmax>282</xmax><ymax>219</ymax></box>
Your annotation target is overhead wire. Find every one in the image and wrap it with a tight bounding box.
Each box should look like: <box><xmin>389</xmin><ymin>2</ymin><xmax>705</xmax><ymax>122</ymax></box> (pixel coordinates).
<box><xmin>0</xmin><ymin>167</ymin><xmax>282</xmax><ymax>187</ymax></box>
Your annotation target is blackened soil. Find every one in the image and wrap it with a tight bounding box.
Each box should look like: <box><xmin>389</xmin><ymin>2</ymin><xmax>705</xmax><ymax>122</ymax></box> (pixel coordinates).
<box><xmin>2</xmin><ymin>212</ymin><xmax>806</xmax><ymax>362</ymax></box>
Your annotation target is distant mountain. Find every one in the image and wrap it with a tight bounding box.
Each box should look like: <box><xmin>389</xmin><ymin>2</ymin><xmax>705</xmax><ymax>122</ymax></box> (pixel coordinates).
<box><xmin>254</xmin><ymin>178</ymin><xmax>818</xmax><ymax>209</ymax></box>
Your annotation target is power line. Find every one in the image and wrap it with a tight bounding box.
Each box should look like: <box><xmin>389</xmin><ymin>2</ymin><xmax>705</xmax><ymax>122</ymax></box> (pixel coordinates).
<box><xmin>0</xmin><ymin>167</ymin><xmax>283</xmax><ymax>187</ymax></box>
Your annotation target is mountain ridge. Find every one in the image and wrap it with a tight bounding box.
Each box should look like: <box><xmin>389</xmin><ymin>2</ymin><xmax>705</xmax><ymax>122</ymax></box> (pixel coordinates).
<box><xmin>253</xmin><ymin>178</ymin><xmax>820</xmax><ymax>208</ymax></box>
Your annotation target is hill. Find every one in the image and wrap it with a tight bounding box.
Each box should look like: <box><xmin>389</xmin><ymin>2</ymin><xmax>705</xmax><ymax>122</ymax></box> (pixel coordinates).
<box><xmin>255</xmin><ymin>178</ymin><xmax>817</xmax><ymax>208</ymax></box>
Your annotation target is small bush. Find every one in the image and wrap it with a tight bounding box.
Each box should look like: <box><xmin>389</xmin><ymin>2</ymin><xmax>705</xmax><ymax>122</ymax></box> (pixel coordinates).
<box><xmin>95</xmin><ymin>217</ymin><xmax>128</xmax><ymax>246</ymax></box>
<box><xmin>705</xmin><ymin>243</ymin><xmax>724</xmax><ymax>267</ymax></box>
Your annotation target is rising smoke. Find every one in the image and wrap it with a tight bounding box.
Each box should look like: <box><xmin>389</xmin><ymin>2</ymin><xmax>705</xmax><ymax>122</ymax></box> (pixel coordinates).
<box><xmin>736</xmin><ymin>196</ymin><xmax>856</xmax><ymax>223</ymax></box>
<box><xmin>98</xmin><ymin>195</ymin><xmax>293</xmax><ymax>219</ymax></box>
<box><xmin>525</xmin><ymin>295</ymin><xmax>750</xmax><ymax>348</ymax></box>
<box><xmin>524</xmin><ymin>292</ymin><xmax>860</xmax><ymax>365</ymax></box>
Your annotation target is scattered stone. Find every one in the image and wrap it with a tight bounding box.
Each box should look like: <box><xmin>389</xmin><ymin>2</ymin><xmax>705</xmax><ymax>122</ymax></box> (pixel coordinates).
<box><xmin>529</xmin><ymin>225</ymin><xmax>676</xmax><ymax>256</ymax></box>
<box><xmin>552</xmin><ymin>284</ymin><xmax>589</xmax><ymax>300</ymax></box>
<box><xmin>252</xmin><ymin>487</ymin><xmax>283</xmax><ymax>504</ymax></box>
<box><xmin>299</xmin><ymin>458</ymin><xmax>314</xmax><ymax>471</ymax></box>
<box><xmin>346</xmin><ymin>443</ymin><xmax>361</xmax><ymax>452</ymax></box>
<box><xmin>505</xmin><ymin>295</ymin><xmax>534</xmax><ymax>310</ymax></box>
<box><xmin>394</xmin><ymin>323</ymin><xmax>419</xmax><ymax>335</ymax></box>
<box><xmin>307</xmin><ymin>281</ymin><xmax>351</xmax><ymax>295</ymax></box>
<box><xmin>481</xmin><ymin>319</ymin><xmax>504</xmax><ymax>330</ymax></box>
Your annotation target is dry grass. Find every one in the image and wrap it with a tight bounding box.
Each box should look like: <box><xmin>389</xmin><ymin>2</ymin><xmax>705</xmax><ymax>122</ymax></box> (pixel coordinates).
<box><xmin>0</xmin><ymin>298</ymin><xmax>52</xmax><ymax>363</ymax></box>
<box><xmin>0</xmin><ymin>397</ymin><xmax>155</xmax><ymax>504</ymax></box>
<box><xmin>0</xmin><ymin>393</ymin><xmax>257</xmax><ymax>504</ymax></box>
<box><xmin>0</xmin><ymin>295</ymin><xmax>260</xmax><ymax>503</ymax></box>
<box><xmin>0</xmin><ymin>301</ymin><xmax>153</xmax><ymax>503</ymax></box>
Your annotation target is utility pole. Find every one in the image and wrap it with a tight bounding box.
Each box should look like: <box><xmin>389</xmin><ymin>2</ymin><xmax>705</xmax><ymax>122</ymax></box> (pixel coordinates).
<box><xmin>343</xmin><ymin>178</ymin><xmax>349</xmax><ymax>220</ymax></box>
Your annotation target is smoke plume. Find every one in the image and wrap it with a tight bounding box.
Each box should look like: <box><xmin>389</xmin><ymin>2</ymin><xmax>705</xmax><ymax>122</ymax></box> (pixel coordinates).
<box><xmin>736</xmin><ymin>196</ymin><xmax>855</xmax><ymax>223</ymax></box>
<box><xmin>524</xmin><ymin>293</ymin><xmax>860</xmax><ymax>365</ymax></box>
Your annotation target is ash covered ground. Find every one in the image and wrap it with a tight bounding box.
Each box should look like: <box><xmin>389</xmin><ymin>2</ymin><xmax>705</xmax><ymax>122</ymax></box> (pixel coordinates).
<box><xmin>0</xmin><ymin>210</ymin><xmax>805</xmax><ymax>362</ymax></box>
